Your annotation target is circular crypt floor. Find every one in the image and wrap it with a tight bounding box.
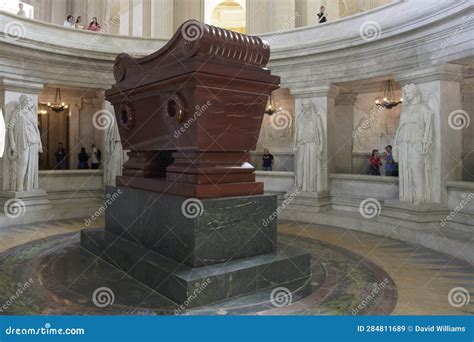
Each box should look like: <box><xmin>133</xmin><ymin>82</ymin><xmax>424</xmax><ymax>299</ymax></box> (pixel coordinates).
<box><xmin>0</xmin><ymin>218</ymin><xmax>472</xmax><ymax>315</ymax></box>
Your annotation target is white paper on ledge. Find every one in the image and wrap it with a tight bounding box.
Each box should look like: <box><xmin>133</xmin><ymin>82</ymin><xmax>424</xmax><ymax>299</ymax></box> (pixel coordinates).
<box><xmin>0</xmin><ymin>108</ymin><xmax>5</xmax><ymax>158</ymax></box>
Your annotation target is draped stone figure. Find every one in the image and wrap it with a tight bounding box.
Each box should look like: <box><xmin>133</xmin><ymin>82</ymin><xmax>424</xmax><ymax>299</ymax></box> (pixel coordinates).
<box><xmin>104</xmin><ymin>115</ymin><xmax>123</xmax><ymax>187</ymax></box>
<box><xmin>294</xmin><ymin>99</ymin><xmax>325</xmax><ymax>192</ymax></box>
<box><xmin>7</xmin><ymin>95</ymin><xmax>43</xmax><ymax>192</ymax></box>
<box><xmin>393</xmin><ymin>84</ymin><xmax>435</xmax><ymax>203</ymax></box>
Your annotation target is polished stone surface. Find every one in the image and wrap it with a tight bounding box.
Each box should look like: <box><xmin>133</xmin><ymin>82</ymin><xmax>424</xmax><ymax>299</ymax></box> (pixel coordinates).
<box><xmin>105</xmin><ymin>187</ymin><xmax>278</xmax><ymax>267</ymax></box>
<box><xmin>82</xmin><ymin>227</ymin><xmax>310</xmax><ymax>308</ymax></box>
<box><xmin>0</xmin><ymin>217</ymin><xmax>472</xmax><ymax>315</ymax></box>
<box><xmin>97</xmin><ymin>186</ymin><xmax>311</xmax><ymax>307</ymax></box>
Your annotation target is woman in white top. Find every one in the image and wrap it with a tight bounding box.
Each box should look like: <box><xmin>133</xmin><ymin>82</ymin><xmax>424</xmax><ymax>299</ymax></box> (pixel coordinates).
<box><xmin>63</xmin><ymin>15</ymin><xmax>74</xmax><ymax>28</ymax></box>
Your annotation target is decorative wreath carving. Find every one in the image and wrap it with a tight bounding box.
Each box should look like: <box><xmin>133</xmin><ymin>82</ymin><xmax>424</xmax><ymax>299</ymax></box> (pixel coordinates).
<box><xmin>165</xmin><ymin>94</ymin><xmax>187</xmax><ymax>124</ymax></box>
<box><xmin>118</xmin><ymin>102</ymin><xmax>135</xmax><ymax>130</ymax></box>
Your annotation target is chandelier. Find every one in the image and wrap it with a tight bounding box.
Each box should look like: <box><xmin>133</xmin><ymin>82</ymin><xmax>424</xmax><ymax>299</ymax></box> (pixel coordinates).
<box><xmin>47</xmin><ymin>88</ymin><xmax>69</xmax><ymax>112</ymax></box>
<box><xmin>375</xmin><ymin>80</ymin><xmax>403</xmax><ymax>109</ymax></box>
<box><xmin>264</xmin><ymin>92</ymin><xmax>282</xmax><ymax>115</ymax></box>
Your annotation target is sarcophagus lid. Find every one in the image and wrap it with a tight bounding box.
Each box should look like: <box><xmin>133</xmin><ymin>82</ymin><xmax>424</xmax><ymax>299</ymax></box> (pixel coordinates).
<box><xmin>106</xmin><ymin>21</ymin><xmax>280</xmax><ymax>198</ymax></box>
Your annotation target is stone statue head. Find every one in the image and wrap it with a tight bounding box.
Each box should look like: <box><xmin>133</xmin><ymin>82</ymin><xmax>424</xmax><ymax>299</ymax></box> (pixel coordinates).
<box><xmin>301</xmin><ymin>99</ymin><xmax>316</xmax><ymax>118</ymax></box>
<box><xmin>19</xmin><ymin>95</ymin><xmax>34</xmax><ymax>111</ymax></box>
<box><xmin>402</xmin><ymin>83</ymin><xmax>420</xmax><ymax>105</ymax></box>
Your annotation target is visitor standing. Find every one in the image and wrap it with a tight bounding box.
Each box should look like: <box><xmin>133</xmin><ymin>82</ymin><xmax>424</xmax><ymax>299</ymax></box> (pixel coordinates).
<box><xmin>368</xmin><ymin>149</ymin><xmax>382</xmax><ymax>175</ymax></box>
<box><xmin>75</xmin><ymin>16</ymin><xmax>85</xmax><ymax>29</ymax></box>
<box><xmin>262</xmin><ymin>148</ymin><xmax>274</xmax><ymax>171</ymax></box>
<box><xmin>90</xmin><ymin>144</ymin><xmax>101</xmax><ymax>169</ymax></box>
<box><xmin>64</xmin><ymin>15</ymin><xmax>74</xmax><ymax>28</ymax></box>
<box><xmin>383</xmin><ymin>145</ymin><xmax>397</xmax><ymax>176</ymax></box>
<box><xmin>87</xmin><ymin>17</ymin><xmax>101</xmax><ymax>31</ymax></box>
<box><xmin>54</xmin><ymin>142</ymin><xmax>67</xmax><ymax>169</ymax></box>
<box><xmin>78</xmin><ymin>147</ymin><xmax>89</xmax><ymax>169</ymax></box>
<box><xmin>17</xmin><ymin>3</ymin><xmax>26</xmax><ymax>17</ymax></box>
<box><xmin>317</xmin><ymin>6</ymin><xmax>327</xmax><ymax>23</ymax></box>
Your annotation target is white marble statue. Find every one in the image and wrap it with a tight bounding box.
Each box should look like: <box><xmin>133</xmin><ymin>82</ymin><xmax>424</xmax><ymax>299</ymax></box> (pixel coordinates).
<box><xmin>7</xmin><ymin>95</ymin><xmax>43</xmax><ymax>192</ymax></box>
<box><xmin>104</xmin><ymin>114</ymin><xmax>123</xmax><ymax>187</ymax></box>
<box><xmin>0</xmin><ymin>108</ymin><xmax>6</xmax><ymax>158</ymax></box>
<box><xmin>294</xmin><ymin>99</ymin><xmax>326</xmax><ymax>192</ymax></box>
<box><xmin>393</xmin><ymin>84</ymin><xmax>435</xmax><ymax>203</ymax></box>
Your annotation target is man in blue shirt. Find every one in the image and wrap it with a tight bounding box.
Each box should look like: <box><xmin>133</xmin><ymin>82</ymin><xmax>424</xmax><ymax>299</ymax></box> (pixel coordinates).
<box><xmin>262</xmin><ymin>149</ymin><xmax>274</xmax><ymax>171</ymax></box>
<box><xmin>384</xmin><ymin>145</ymin><xmax>398</xmax><ymax>176</ymax></box>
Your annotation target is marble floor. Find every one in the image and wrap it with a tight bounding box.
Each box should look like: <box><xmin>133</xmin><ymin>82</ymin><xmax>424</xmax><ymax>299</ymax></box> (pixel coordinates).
<box><xmin>0</xmin><ymin>217</ymin><xmax>472</xmax><ymax>315</ymax></box>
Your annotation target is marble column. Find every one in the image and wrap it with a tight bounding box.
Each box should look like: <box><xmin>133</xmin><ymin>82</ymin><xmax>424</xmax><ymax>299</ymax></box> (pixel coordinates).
<box><xmin>334</xmin><ymin>92</ymin><xmax>356</xmax><ymax>174</ymax></box>
<box><xmin>50</xmin><ymin>0</ymin><xmax>67</xmax><ymax>25</ymax></box>
<box><xmin>119</xmin><ymin>0</ymin><xmax>132</xmax><ymax>36</ymax></box>
<box><xmin>173</xmin><ymin>0</ymin><xmax>204</xmax><ymax>31</ymax></box>
<box><xmin>68</xmin><ymin>101</ymin><xmax>82</xmax><ymax>169</ymax></box>
<box><xmin>395</xmin><ymin>64</ymin><xmax>465</xmax><ymax>204</ymax></box>
<box><xmin>0</xmin><ymin>78</ymin><xmax>51</xmax><ymax>213</ymax></box>
<box><xmin>142</xmin><ymin>0</ymin><xmax>152</xmax><ymax>37</ymax></box>
<box><xmin>246</xmin><ymin>0</ymin><xmax>271</xmax><ymax>34</ymax></box>
<box><xmin>268</xmin><ymin>0</ymin><xmax>296</xmax><ymax>33</ymax></box>
<box><xmin>151</xmin><ymin>0</ymin><xmax>174</xmax><ymax>38</ymax></box>
<box><xmin>295</xmin><ymin>0</ymin><xmax>331</xmax><ymax>28</ymax></box>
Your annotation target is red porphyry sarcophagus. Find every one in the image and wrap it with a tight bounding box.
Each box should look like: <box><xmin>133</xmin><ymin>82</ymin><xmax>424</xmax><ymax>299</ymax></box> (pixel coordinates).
<box><xmin>105</xmin><ymin>20</ymin><xmax>280</xmax><ymax>198</ymax></box>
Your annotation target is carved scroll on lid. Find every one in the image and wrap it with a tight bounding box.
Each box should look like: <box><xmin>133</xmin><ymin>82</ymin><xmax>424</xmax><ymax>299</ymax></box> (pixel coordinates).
<box><xmin>180</xmin><ymin>20</ymin><xmax>270</xmax><ymax>67</ymax></box>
